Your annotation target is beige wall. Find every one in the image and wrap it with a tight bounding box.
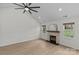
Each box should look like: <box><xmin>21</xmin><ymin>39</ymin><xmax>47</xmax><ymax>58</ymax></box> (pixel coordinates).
<box><xmin>0</xmin><ymin>8</ymin><xmax>40</xmax><ymax>46</ymax></box>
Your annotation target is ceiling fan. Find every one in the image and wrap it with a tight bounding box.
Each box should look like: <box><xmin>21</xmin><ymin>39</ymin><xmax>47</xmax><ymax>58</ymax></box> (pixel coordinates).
<box><xmin>13</xmin><ymin>3</ymin><xmax>40</xmax><ymax>14</ymax></box>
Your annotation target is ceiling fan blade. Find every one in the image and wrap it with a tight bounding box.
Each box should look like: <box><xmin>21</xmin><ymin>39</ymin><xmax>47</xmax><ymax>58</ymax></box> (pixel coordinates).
<box><xmin>22</xmin><ymin>3</ymin><xmax>26</xmax><ymax>7</ymax></box>
<box><xmin>26</xmin><ymin>3</ymin><xmax>28</xmax><ymax>6</ymax></box>
<box><xmin>23</xmin><ymin>10</ymin><xmax>26</xmax><ymax>13</ymax></box>
<box><xmin>29</xmin><ymin>3</ymin><xmax>32</xmax><ymax>6</ymax></box>
<box><xmin>13</xmin><ymin>3</ymin><xmax>24</xmax><ymax>7</ymax></box>
<box><xmin>28</xmin><ymin>10</ymin><xmax>32</xmax><ymax>14</ymax></box>
<box><xmin>29</xmin><ymin>6</ymin><xmax>40</xmax><ymax>8</ymax></box>
<box><xmin>30</xmin><ymin>8</ymin><xmax>38</xmax><ymax>12</ymax></box>
<box><xmin>15</xmin><ymin>8</ymin><xmax>24</xmax><ymax>9</ymax></box>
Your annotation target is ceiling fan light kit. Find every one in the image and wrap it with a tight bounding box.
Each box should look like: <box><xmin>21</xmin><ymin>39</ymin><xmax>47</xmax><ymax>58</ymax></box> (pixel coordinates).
<box><xmin>14</xmin><ymin>3</ymin><xmax>40</xmax><ymax>14</ymax></box>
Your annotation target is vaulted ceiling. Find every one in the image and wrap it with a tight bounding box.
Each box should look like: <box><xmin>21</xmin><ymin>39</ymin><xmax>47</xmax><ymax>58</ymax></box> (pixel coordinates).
<box><xmin>0</xmin><ymin>3</ymin><xmax>79</xmax><ymax>24</ymax></box>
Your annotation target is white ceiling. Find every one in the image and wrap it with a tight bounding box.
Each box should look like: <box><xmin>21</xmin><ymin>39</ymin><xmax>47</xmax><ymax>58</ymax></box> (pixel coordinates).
<box><xmin>0</xmin><ymin>3</ymin><xmax>79</xmax><ymax>24</ymax></box>
<box><xmin>32</xmin><ymin>3</ymin><xmax>79</xmax><ymax>23</ymax></box>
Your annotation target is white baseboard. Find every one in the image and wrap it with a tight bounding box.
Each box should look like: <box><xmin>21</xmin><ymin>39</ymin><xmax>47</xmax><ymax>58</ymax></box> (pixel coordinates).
<box><xmin>0</xmin><ymin>33</ymin><xmax>40</xmax><ymax>47</ymax></box>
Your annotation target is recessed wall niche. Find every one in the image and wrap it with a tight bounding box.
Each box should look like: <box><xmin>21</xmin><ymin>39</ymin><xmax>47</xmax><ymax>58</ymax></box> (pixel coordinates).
<box><xmin>42</xmin><ymin>25</ymin><xmax>46</xmax><ymax>33</ymax></box>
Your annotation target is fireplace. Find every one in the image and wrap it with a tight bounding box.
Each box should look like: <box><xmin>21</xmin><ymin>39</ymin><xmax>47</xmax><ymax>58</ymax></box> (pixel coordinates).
<box><xmin>50</xmin><ymin>35</ymin><xmax>56</xmax><ymax>43</ymax></box>
<box><xmin>47</xmin><ymin>30</ymin><xmax>60</xmax><ymax>45</ymax></box>
<box><xmin>50</xmin><ymin>35</ymin><xmax>58</xmax><ymax>45</ymax></box>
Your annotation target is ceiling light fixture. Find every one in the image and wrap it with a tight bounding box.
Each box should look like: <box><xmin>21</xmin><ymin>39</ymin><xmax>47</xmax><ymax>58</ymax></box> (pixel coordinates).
<box><xmin>58</xmin><ymin>8</ymin><xmax>62</xmax><ymax>11</ymax></box>
<box><xmin>25</xmin><ymin>8</ymin><xmax>29</xmax><ymax>11</ymax></box>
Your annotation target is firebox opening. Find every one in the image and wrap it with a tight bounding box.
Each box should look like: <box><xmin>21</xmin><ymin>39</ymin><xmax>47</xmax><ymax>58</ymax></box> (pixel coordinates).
<box><xmin>50</xmin><ymin>35</ymin><xmax>58</xmax><ymax>45</ymax></box>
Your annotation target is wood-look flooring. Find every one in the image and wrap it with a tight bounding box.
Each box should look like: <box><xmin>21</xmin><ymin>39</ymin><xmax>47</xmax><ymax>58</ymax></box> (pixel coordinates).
<box><xmin>0</xmin><ymin>39</ymin><xmax>79</xmax><ymax>55</ymax></box>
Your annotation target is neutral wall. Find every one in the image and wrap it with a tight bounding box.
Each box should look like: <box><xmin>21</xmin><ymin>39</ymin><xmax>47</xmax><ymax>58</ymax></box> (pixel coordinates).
<box><xmin>41</xmin><ymin>18</ymin><xmax>79</xmax><ymax>49</ymax></box>
<box><xmin>0</xmin><ymin>8</ymin><xmax>40</xmax><ymax>47</ymax></box>
<box><xmin>58</xmin><ymin>18</ymin><xmax>79</xmax><ymax>49</ymax></box>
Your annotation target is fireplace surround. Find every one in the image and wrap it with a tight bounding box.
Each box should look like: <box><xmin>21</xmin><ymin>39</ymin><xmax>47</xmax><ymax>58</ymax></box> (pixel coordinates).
<box><xmin>47</xmin><ymin>30</ymin><xmax>60</xmax><ymax>45</ymax></box>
